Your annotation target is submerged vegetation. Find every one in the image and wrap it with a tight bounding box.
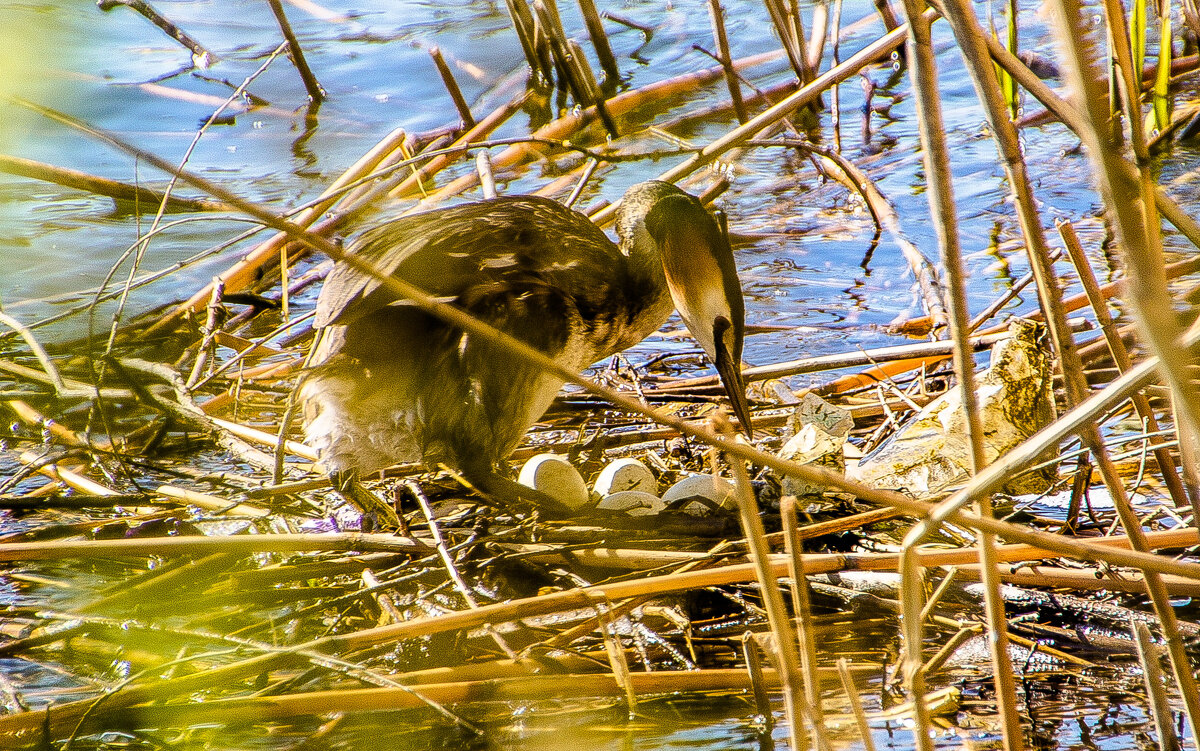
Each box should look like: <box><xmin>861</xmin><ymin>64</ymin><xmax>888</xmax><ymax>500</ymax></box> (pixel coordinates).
<box><xmin>3</xmin><ymin>0</ymin><xmax>1200</xmax><ymax>748</ymax></box>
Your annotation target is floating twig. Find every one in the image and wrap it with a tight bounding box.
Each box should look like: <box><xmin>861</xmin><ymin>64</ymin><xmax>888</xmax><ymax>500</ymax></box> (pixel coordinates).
<box><xmin>0</xmin><ymin>154</ymin><xmax>226</xmax><ymax>213</ymax></box>
<box><xmin>95</xmin><ymin>0</ymin><xmax>217</xmax><ymax>66</ymax></box>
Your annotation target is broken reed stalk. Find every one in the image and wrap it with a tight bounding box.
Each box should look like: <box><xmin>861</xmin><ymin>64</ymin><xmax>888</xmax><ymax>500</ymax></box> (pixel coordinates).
<box><xmin>781</xmin><ymin>498</ymin><xmax>826</xmax><ymax>735</ymax></box>
<box><xmin>0</xmin><ymin>154</ymin><xmax>227</xmax><ymax>212</ymax></box>
<box><xmin>895</xmin><ymin>0</ymin><xmax>1019</xmax><ymax>741</ymax></box>
<box><xmin>594</xmin><ymin>597</ymin><xmax>639</xmax><ymax>715</ymax></box>
<box><xmin>425</xmin><ymin>48</ymin><xmax>786</xmax><ymax>202</ymax></box>
<box><xmin>810</xmin><ymin>143</ymin><xmax>949</xmax><ymax>332</ymax></box>
<box><xmin>147</xmin><ymin>126</ymin><xmax>413</xmax><ymax>334</ymax></box>
<box><xmin>563</xmin><ymin>157</ymin><xmax>600</xmax><ymax>205</ymax></box>
<box><xmin>576</xmin><ymin>0</ymin><xmax>619</xmax><ymax>84</ymax></box>
<box><xmin>917</xmin><ymin>569</ymin><xmax>959</xmax><ymax>624</ymax></box>
<box><xmin>411</xmin><ymin>481</ymin><xmax>517</xmax><ymax>658</ymax></box>
<box><xmin>185</xmin><ymin>279</ymin><xmax>224</xmax><ymax>388</ymax></box>
<box><xmin>830</xmin><ymin>0</ymin><xmax>844</xmax><ymax>149</ymax></box>
<box><xmin>1133</xmin><ymin>620</ymin><xmax>1183</xmax><ymax>751</ymax></box>
<box><xmin>502</xmin><ymin>0</ymin><xmax>545</xmax><ymax>79</ymax></box>
<box><xmin>660</xmin><ymin>324</ymin><xmax>1039</xmax><ymax>390</ymax></box>
<box><xmin>533</xmin><ymin>0</ymin><xmax>581</xmax><ymax>94</ymax></box>
<box><xmin>44</xmin><ymin>669</ymin><xmax>884</xmax><ymax>737</ymax></box>
<box><xmin>96</xmin><ymin>0</ymin><xmax>216</xmax><ymax>65</ymax></box>
<box><xmin>837</xmin><ymin>658</ymin><xmax>877</xmax><ymax>751</ymax></box>
<box><xmin>389</xmin><ymin>92</ymin><xmax>528</xmax><ymax>199</ymax></box>
<box><xmin>764</xmin><ymin>0</ymin><xmax>812</xmax><ymax>82</ymax></box>
<box><xmin>459</xmin><ymin>526</ymin><xmax>1200</xmax><ymax>578</ymax></box>
<box><xmin>190</xmin><ymin>310</ymin><xmax>313</xmax><ymax>392</ymax></box>
<box><xmin>0</xmin><ymin>315</ymin><xmax>122</xmax><ymax>401</ymax></box>
<box><xmin>920</xmin><ymin>625</ymin><xmax>982</xmax><ymax>676</ymax></box>
<box><xmin>709</xmin><ymin>0</ymin><xmax>749</xmax><ymax>123</ymax></box>
<box><xmin>954</xmin><ymin>563</ymin><xmax>1200</xmax><ymax>597</ymax></box>
<box><xmin>266</xmin><ymin>0</ymin><xmax>325</xmax><ymax>103</ymax></box>
<box><xmin>806</xmin><ymin>0</ymin><xmax>829</xmax><ymax>70</ymax></box>
<box><xmin>0</xmin><ymin>533</ymin><xmax>432</xmax><ymax>562</ymax></box>
<box><xmin>361</xmin><ymin>568</ymin><xmax>404</xmax><ymax>624</ymax></box>
<box><xmin>1177</xmin><ymin>414</ymin><xmax>1200</xmax><ymax>510</ymax></box>
<box><xmin>475</xmin><ymin>150</ymin><xmax>497</xmax><ymax>198</ymax></box>
<box><xmin>0</xmin><ymin>524</ymin><xmax>1014</xmax><ymax>562</ymax></box>
<box><xmin>5</xmin><ymin>400</ymin><xmax>105</xmax><ymax>453</ymax></box>
<box><xmin>601</xmin><ymin>11</ymin><xmax>653</xmax><ymax>35</ymax></box>
<box><xmin>566</xmin><ymin>38</ymin><xmax>600</xmax><ymax>105</ymax></box>
<box><xmin>1058</xmin><ymin>220</ymin><xmax>1190</xmax><ymax>510</ymax></box>
<box><xmin>429</xmin><ymin>47</ymin><xmax>475</xmax><ymax>128</ymax></box>
<box><xmin>742</xmin><ymin>633</ymin><xmax>776</xmax><ymax>726</ymax></box>
<box><xmin>566</xmin><ymin>38</ymin><xmax>619</xmax><ymax>136</ymax></box>
<box><xmin>16</xmin><ymin>451</ymin><xmax>120</xmax><ymax>497</ymax></box>
<box><xmin>153</xmin><ymin>484</ymin><xmax>269</xmax><ymax>517</ymax></box>
<box><xmin>873</xmin><ymin>0</ymin><xmax>901</xmax><ymax>29</ymax></box>
<box><xmin>725</xmin><ymin>428</ymin><xmax>808</xmax><ymax>751</ymax></box>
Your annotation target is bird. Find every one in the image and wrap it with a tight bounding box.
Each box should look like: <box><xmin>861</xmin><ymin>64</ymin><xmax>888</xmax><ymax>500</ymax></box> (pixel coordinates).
<box><xmin>300</xmin><ymin>180</ymin><xmax>751</xmax><ymax>516</ymax></box>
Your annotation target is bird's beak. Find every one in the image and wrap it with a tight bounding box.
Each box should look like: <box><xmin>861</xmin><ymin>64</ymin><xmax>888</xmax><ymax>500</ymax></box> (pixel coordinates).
<box><xmin>651</xmin><ymin>197</ymin><xmax>753</xmax><ymax>438</ymax></box>
<box><xmin>713</xmin><ymin>316</ymin><xmax>754</xmax><ymax>438</ymax></box>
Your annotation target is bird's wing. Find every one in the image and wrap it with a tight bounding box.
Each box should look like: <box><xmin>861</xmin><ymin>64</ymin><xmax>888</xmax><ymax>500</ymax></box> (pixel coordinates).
<box><xmin>315</xmin><ymin>196</ymin><xmax>623</xmax><ymax>330</ymax></box>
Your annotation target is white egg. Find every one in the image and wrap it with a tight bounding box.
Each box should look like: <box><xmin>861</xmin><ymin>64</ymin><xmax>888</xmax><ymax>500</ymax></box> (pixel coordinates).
<box><xmin>518</xmin><ymin>454</ymin><xmax>591</xmax><ymax>509</ymax></box>
<box><xmin>595</xmin><ymin>490</ymin><xmax>665</xmax><ymax>516</ymax></box>
<box><xmin>662</xmin><ymin>474</ymin><xmax>738</xmax><ymax>514</ymax></box>
<box><xmin>593</xmin><ymin>458</ymin><xmax>657</xmax><ymax>497</ymax></box>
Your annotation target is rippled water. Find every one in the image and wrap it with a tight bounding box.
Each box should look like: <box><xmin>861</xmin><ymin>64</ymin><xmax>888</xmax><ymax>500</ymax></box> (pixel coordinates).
<box><xmin>0</xmin><ymin>0</ymin><xmax>1104</xmax><ymax>358</ymax></box>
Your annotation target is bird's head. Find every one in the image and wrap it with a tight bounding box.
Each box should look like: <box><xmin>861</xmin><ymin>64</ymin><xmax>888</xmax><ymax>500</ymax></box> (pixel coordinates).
<box><xmin>618</xmin><ymin>181</ymin><xmax>753</xmax><ymax>438</ymax></box>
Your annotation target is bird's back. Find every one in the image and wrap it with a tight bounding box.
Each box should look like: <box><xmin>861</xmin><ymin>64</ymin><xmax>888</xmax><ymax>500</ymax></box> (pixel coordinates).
<box><xmin>303</xmin><ymin>196</ymin><xmax>666</xmax><ymax>478</ymax></box>
<box><xmin>317</xmin><ymin>197</ymin><xmax>632</xmax><ymax>331</ymax></box>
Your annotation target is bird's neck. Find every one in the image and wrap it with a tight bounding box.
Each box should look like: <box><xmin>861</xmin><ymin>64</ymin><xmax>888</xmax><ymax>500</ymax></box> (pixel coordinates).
<box><xmin>615</xmin><ymin>232</ymin><xmax>674</xmax><ymax>350</ymax></box>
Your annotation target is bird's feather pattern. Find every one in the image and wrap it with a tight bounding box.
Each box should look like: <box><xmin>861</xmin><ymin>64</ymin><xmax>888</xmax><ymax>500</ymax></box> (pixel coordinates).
<box><xmin>304</xmin><ymin>195</ymin><xmax>671</xmax><ymax>477</ymax></box>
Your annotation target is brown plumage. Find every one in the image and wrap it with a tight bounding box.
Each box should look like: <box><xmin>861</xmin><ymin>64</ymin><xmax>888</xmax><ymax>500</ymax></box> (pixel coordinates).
<box><xmin>300</xmin><ymin>180</ymin><xmax>750</xmax><ymax>505</ymax></box>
